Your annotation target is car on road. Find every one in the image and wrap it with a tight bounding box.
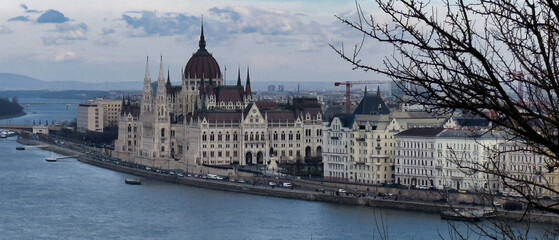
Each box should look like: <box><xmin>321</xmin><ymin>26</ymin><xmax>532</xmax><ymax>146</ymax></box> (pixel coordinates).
<box><xmin>269</xmin><ymin>182</ymin><xmax>277</xmax><ymax>186</ymax></box>
<box><xmin>282</xmin><ymin>182</ymin><xmax>292</xmax><ymax>188</ymax></box>
<box><xmin>338</xmin><ymin>189</ymin><xmax>347</xmax><ymax>193</ymax></box>
<box><xmin>177</xmin><ymin>173</ymin><xmax>184</xmax><ymax>177</ymax></box>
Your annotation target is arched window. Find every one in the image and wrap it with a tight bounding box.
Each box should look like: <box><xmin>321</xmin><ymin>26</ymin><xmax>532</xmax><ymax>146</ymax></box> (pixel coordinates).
<box><xmin>202</xmin><ymin>132</ymin><xmax>207</xmax><ymax>141</ymax></box>
<box><xmin>245</xmin><ymin>133</ymin><xmax>248</xmax><ymax>141</ymax></box>
<box><xmin>210</xmin><ymin>132</ymin><xmax>215</xmax><ymax>141</ymax></box>
<box><xmin>296</xmin><ymin>132</ymin><xmax>301</xmax><ymax>140</ymax></box>
<box><xmin>273</xmin><ymin>131</ymin><xmax>278</xmax><ymax>141</ymax></box>
<box><xmin>218</xmin><ymin>132</ymin><xmax>222</xmax><ymax>141</ymax></box>
<box><xmin>161</xmin><ymin>128</ymin><xmax>165</xmax><ymax>137</ymax></box>
<box><xmin>127</xmin><ymin>124</ymin><xmax>132</xmax><ymax>132</ymax></box>
<box><xmin>234</xmin><ymin>132</ymin><xmax>238</xmax><ymax>141</ymax></box>
<box><xmin>226</xmin><ymin>132</ymin><xmax>230</xmax><ymax>141</ymax></box>
<box><xmin>261</xmin><ymin>131</ymin><xmax>265</xmax><ymax>140</ymax></box>
<box><xmin>281</xmin><ymin>131</ymin><xmax>285</xmax><ymax>141</ymax></box>
<box><xmin>289</xmin><ymin>131</ymin><xmax>293</xmax><ymax>140</ymax></box>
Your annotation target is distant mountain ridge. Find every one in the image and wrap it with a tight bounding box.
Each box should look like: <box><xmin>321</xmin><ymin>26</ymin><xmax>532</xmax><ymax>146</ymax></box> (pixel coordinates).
<box><xmin>0</xmin><ymin>73</ymin><xmax>140</xmax><ymax>91</ymax></box>
<box><xmin>0</xmin><ymin>72</ymin><xmax>339</xmax><ymax>91</ymax></box>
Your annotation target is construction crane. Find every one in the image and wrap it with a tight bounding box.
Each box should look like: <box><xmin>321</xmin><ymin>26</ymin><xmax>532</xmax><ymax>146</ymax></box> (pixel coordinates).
<box><xmin>334</xmin><ymin>80</ymin><xmax>392</xmax><ymax>113</ymax></box>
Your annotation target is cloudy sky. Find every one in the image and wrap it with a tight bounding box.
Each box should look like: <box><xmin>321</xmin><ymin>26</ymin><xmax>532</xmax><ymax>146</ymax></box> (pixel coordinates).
<box><xmin>0</xmin><ymin>0</ymin><xmax>387</xmax><ymax>87</ymax></box>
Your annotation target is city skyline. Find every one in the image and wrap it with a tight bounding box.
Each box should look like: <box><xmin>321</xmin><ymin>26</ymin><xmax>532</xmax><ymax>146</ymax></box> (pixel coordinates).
<box><xmin>0</xmin><ymin>0</ymin><xmax>387</xmax><ymax>85</ymax></box>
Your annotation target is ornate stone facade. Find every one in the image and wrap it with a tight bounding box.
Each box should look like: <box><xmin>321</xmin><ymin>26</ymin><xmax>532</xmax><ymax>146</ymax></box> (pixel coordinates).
<box><xmin>113</xmin><ymin>25</ymin><xmax>323</xmax><ymax>170</ymax></box>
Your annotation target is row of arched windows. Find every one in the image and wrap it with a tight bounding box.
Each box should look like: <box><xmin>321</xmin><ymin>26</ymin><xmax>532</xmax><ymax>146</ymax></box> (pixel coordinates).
<box><xmin>202</xmin><ymin>131</ymin><xmax>239</xmax><ymax>142</ymax></box>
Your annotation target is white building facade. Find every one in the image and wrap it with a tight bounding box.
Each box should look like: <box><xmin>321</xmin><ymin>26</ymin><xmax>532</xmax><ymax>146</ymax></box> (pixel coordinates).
<box><xmin>113</xmin><ymin>25</ymin><xmax>323</xmax><ymax>170</ymax></box>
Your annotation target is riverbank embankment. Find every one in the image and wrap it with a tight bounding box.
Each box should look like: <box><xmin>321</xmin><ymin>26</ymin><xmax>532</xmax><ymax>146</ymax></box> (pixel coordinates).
<box><xmin>15</xmin><ymin>135</ymin><xmax>559</xmax><ymax>224</ymax></box>
<box><xmin>0</xmin><ymin>111</ymin><xmax>26</xmax><ymax>121</ymax></box>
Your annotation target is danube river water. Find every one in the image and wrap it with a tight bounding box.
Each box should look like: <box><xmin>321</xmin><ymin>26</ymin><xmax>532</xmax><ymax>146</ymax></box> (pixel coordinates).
<box><xmin>0</xmin><ymin>137</ymin><xmax>552</xmax><ymax>239</ymax></box>
<box><xmin>0</xmin><ymin>97</ymin><xmax>79</xmax><ymax>126</ymax></box>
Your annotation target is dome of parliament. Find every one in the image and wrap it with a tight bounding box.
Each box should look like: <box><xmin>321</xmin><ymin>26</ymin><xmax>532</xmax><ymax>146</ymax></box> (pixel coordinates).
<box><xmin>184</xmin><ymin>24</ymin><xmax>221</xmax><ymax>80</ymax></box>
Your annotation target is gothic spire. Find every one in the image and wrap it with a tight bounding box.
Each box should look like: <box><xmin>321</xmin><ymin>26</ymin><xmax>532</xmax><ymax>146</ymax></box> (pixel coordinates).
<box><xmin>166</xmin><ymin>68</ymin><xmax>171</xmax><ymax>87</ymax></box>
<box><xmin>144</xmin><ymin>56</ymin><xmax>151</xmax><ymax>84</ymax></box>
<box><xmin>245</xmin><ymin>66</ymin><xmax>252</xmax><ymax>96</ymax></box>
<box><xmin>236</xmin><ymin>66</ymin><xmax>241</xmax><ymax>86</ymax></box>
<box><xmin>120</xmin><ymin>96</ymin><xmax>126</xmax><ymax>115</ymax></box>
<box><xmin>199</xmin><ymin>16</ymin><xmax>206</xmax><ymax>50</ymax></box>
<box><xmin>158</xmin><ymin>55</ymin><xmax>165</xmax><ymax>83</ymax></box>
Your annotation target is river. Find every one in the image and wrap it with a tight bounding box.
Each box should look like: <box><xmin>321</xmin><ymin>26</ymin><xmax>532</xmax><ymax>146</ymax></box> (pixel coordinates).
<box><xmin>0</xmin><ymin>137</ymin><xmax>553</xmax><ymax>239</ymax></box>
<box><xmin>0</xmin><ymin>97</ymin><xmax>79</xmax><ymax>126</ymax></box>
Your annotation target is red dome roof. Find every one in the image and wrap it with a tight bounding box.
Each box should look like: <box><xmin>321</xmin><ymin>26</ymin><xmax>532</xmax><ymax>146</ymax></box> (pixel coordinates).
<box><xmin>184</xmin><ymin>24</ymin><xmax>221</xmax><ymax>79</ymax></box>
<box><xmin>184</xmin><ymin>49</ymin><xmax>221</xmax><ymax>79</ymax></box>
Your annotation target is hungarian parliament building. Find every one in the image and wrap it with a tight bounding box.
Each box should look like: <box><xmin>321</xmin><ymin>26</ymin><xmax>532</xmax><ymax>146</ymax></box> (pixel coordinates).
<box><xmin>113</xmin><ymin>25</ymin><xmax>323</xmax><ymax>170</ymax></box>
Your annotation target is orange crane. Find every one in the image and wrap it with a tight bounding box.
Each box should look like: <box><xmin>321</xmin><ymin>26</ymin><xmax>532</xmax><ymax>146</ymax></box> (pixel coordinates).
<box><xmin>334</xmin><ymin>80</ymin><xmax>392</xmax><ymax>113</ymax></box>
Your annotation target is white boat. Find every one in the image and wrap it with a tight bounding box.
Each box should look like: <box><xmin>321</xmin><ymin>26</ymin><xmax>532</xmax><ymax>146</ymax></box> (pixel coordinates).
<box><xmin>45</xmin><ymin>151</ymin><xmax>57</xmax><ymax>162</ymax></box>
<box><xmin>125</xmin><ymin>178</ymin><xmax>141</xmax><ymax>185</ymax></box>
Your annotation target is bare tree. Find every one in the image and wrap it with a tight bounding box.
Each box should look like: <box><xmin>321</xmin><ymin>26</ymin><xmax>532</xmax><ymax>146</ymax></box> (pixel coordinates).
<box><xmin>331</xmin><ymin>0</ymin><xmax>559</xmax><ymax>238</ymax></box>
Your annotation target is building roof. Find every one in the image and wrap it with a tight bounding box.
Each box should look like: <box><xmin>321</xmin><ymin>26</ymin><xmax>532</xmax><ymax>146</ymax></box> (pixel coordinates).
<box><xmin>353</xmin><ymin>94</ymin><xmax>390</xmax><ymax>115</ymax></box>
<box><xmin>215</xmin><ymin>86</ymin><xmax>245</xmax><ymax>102</ymax></box>
<box><xmin>394</xmin><ymin>127</ymin><xmax>445</xmax><ymax>137</ymax></box>
<box><xmin>454</xmin><ymin>117</ymin><xmax>490</xmax><ymax>127</ymax></box>
<box><xmin>331</xmin><ymin>113</ymin><xmax>356</xmax><ymax>128</ymax></box>
<box><xmin>184</xmin><ymin>23</ymin><xmax>221</xmax><ymax>80</ymax></box>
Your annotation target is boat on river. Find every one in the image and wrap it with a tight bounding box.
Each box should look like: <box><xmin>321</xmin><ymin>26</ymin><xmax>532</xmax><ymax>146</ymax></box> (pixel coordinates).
<box><xmin>16</xmin><ymin>146</ymin><xmax>25</xmax><ymax>150</ymax></box>
<box><xmin>125</xmin><ymin>178</ymin><xmax>141</xmax><ymax>185</ymax></box>
<box><xmin>45</xmin><ymin>151</ymin><xmax>57</xmax><ymax>162</ymax></box>
<box><xmin>440</xmin><ymin>208</ymin><xmax>496</xmax><ymax>222</ymax></box>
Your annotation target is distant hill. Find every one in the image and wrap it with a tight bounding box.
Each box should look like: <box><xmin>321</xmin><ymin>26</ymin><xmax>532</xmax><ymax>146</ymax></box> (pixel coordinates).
<box><xmin>0</xmin><ymin>97</ymin><xmax>24</xmax><ymax>119</ymax></box>
<box><xmin>0</xmin><ymin>72</ymin><xmax>340</xmax><ymax>92</ymax></box>
<box><xmin>0</xmin><ymin>73</ymin><xmax>140</xmax><ymax>91</ymax></box>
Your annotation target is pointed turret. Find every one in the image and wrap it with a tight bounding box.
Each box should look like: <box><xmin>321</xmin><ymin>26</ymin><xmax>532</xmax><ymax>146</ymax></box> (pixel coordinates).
<box><xmin>120</xmin><ymin>96</ymin><xmax>126</xmax><ymax>115</ymax></box>
<box><xmin>199</xmin><ymin>17</ymin><xmax>206</xmax><ymax>50</ymax></box>
<box><xmin>236</xmin><ymin>67</ymin><xmax>241</xmax><ymax>86</ymax></box>
<box><xmin>141</xmin><ymin>56</ymin><xmax>153</xmax><ymax>115</ymax></box>
<box><xmin>199</xmin><ymin>74</ymin><xmax>206</xmax><ymax>95</ymax></box>
<box><xmin>245</xmin><ymin>66</ymin><xmax>252</xmax><ymax>96</ymax></box>
<box><xmin>166</xmin><ymin>68</ymin><xmax>171</xmax><ymax>88</ymax></box>
<box><xmin>155</xmin><ymin>55</ymin><xmax>168</xmax><ymax>118</ymax></box>
<box><xmin>158</xmin><ymin>55</ymin><xmax>165</xmax><ymax>85</ymax></box>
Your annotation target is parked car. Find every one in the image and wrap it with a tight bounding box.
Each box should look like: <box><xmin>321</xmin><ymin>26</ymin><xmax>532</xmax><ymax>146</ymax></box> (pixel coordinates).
<box><xmin>282</xmin><ymin>182</ymin><xmax>292</xmax><ymax>188</ymax></box>
<box><xmin>269</xmin><ymin>182</ymin><xmax>277</xmax><ymax>186</ymax></box>
<box><xmin>338</xmin><ymin>189</ymin><xmax>347</xmax><ymax>193</ymax></box>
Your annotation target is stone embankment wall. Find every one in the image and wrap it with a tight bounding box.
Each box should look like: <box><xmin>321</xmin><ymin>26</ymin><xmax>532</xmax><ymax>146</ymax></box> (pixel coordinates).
<box><xmin>15</xmin><ymin>135</ymin><xmax>559</xmax><ymax>224</ymax></box>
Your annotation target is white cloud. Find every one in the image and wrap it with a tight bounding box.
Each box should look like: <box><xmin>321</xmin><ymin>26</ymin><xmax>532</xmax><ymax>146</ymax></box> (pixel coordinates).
<box><xmin>54</xmin><ymin>51</ymin><xmax>77</xmax><ymax>62</ymax></box>
<box><xmin>42</xmin><ymin>22</ymin><xmax>88</xmax><ymax>45</ymax></box>
<box><xmin>0</xmin><ymin>25</ymin><xmax>13</xmax><ymax>34</ymax></box>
